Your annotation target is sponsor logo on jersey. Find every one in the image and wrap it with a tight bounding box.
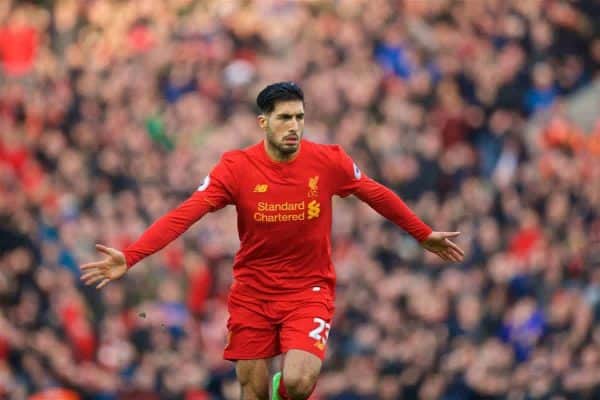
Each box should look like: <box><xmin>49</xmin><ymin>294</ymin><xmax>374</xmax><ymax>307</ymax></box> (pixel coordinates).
<box><xmin>253</xmin><ymin>200</ymin><xmax>321</xmax><ymax>222</ymax></box>
<box><xmin>253</xmin><ymin>184</ymin><xmax>269</xmax><ymax>193</ymax></box>
<box><xmin>197</xmin><ymin>176</ymin><xmax>210</xmax><ymax>191</ymax></box>
<box><xmin>307</xmin><ymin>200</ymin><xmax>320</xmax><ymax>219</ymax></box>
<box><xmin>257</xmin><ymin>202</ymin><xmax>304</xmax><ymax>211</ymax></box>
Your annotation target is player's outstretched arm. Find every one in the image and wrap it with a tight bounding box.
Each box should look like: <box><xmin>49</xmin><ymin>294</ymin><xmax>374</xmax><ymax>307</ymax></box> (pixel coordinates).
<box><xmin>80</xmin><ymin>244</ymin><xmax>127</xmax><ymax>289</ymax></box>
<box><xmin>420</xmin><ymin>231</ymin><xmax>465</xmax><ymax>262</ymax></box>
<box><xmin>348</xmin><ymin>177</ymin><xmax>465</xmax><ymax>263</ymax></box>
<box><xmin>333</xmin><ymin>146</ymin><xmax>466</xmax><ymax>263</ymax></box>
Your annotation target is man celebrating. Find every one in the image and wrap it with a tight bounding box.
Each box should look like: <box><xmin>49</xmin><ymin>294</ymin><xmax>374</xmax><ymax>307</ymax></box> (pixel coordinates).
<box><xmin>80</xmin><ymin>82</ymin><xmax>464</xmax><ymax>400</ymax></box>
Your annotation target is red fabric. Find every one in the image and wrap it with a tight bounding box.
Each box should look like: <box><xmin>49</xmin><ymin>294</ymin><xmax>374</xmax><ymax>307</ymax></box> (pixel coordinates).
<box><xmin>588</xmin><ymin>130</ymin><xmax>600</xmax><ymax>156</ymax></box>
<box><xmin>187</xmin><ymin>264</ymin><xmax>213</xmax><ymax>315</ymax></box>
<box><xmin>59</xmin><ymin>302</ymin><xmax>96</xmax><ymax>361</ymax></box>
<box><xmin>440</xmin><ymin>115</ymin><xmax>469</xmax><ymax>148</ymax></box>
<box><xmin>28</xmin><ymin>388</ymin><xmax>80</xmax><ymax>400</ymax></box>
<box><xmin>509</xmin><ymin>227</ymin><xmax>542</xmax><ymax>259</ymax></box>
<box><xmin>123</xmin><ymin>140</ymin><xmax>431</xmax><ymax>300</ymax></box>
<box><xmin>235</xmin><ymin>48</ymin><xmax>257</xmax><ymax>63</ymax></box>
<box><xmin>432</xmin><ymin>107</ymin><xmax>469</xmax><ymax>149</ymax></box>
<box><xmin>0</xmin><ymin>336</ymin><xmax>8</xmax><ymax>360</ymax></box>
<box><xmin>224</xmin><ymin>293</ymin><xmax>334</xmax><ymax>361</ymax></box>
<box><xmin>542</xmin><ymin>117</ymin><xmax>585</xmax><ymax>151</ymax></box>
<box><xmin>185</xmin><ymin>390</ymin><xmax>209</xmax><ymax>400</ymax></box>
<box><xmin>0</xmin><ymin>142</ymin><xmax>29</xmax><ymax>173</ymax></box>
<box><xmin>0</xmin><ymin>139</ymin><xmax>48</xmax><ymax>200</ymax></box>
<box><xmin>0</xmin><ymin>25</ymin><xmax>38</xmax><ymax>76</ymax></box>
<box><xmin>20</xmin><ymin>160</ymin><xmax>45</xmax><ymax>194</ymax></box>
<box><xmin>128</xmin><ymin>25</ymin><xmax>155</xmax><ymax>53</ymax></box>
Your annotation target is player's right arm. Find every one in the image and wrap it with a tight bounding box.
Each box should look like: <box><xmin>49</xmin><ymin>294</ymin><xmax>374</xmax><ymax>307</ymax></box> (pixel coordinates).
<box><xmin>80</xmin><ymin>153</ymin><xmax>238</xmax><ymax>289</ymax></box>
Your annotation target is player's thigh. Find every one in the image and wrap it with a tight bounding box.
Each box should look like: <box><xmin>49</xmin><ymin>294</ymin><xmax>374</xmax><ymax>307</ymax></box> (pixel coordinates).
<box><xmin>282</xmin><ymin>349</ymin><xmax>322</xmax><ymax>393</ymax></box>
<box><xmin>279</xmin><ymin>301</ymin><xmax>333</xmax><ymax>390</ymax></box>
<box><xmin>236</xmin><ymin>358</ymin><xmax>270</xmax><ymax>400</ymax></box>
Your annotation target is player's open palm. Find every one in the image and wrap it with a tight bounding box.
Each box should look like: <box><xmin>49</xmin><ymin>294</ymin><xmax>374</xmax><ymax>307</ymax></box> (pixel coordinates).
<box><xmin>80</xmin><ymin>244</ymin><xmax>127</xmax><ymax>289</ymax></box>
<box><xmin>420</xmin><ymin>231</ymin><xmax>465</xmax><ymax>263</ymax></box>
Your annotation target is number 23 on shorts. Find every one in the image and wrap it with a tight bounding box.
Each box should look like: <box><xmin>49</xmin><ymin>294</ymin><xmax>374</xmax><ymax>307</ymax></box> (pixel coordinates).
<box><xmin>309</xmin><ymin>317</ymin><xmax>331</xmax><ymax>351</ymax></box>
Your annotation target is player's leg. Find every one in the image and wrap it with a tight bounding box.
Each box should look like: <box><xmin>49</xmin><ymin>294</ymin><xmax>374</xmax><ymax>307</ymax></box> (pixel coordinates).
<box><xmin>274</xmin><ymin>301</ymin><xmax>334</xmax><ymax>399</ymax></box>
<box><xmin>236</xmin><ymin>359</ymin><xmax>271</xmax><ymax>400</ymax></box>
<box><xmin>278</xmin><ymin>349</ymin><xmax>322</xmax><ymax>399</ymax></box>
<box><xmin>225</xmin><ymin>294</ymin><xmax>280</xmax><ymax>400</ymax></box>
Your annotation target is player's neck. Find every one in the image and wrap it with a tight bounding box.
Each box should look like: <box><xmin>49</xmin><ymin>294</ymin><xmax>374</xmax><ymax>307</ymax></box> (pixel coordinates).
<box><xmin>263</xmin><ymin>140</ymin><xmax>300</xmax><ymax>163</ymax></box>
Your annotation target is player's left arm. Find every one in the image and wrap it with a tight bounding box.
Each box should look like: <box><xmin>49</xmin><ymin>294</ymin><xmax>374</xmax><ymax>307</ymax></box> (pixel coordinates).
<box><xmin>332</xmin><ymin>146</ymin><xmax>464</xmax><ymax>262</ymax></box>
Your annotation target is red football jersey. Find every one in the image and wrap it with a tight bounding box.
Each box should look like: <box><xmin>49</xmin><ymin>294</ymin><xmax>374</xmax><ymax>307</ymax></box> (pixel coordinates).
<box><xmin>124</xmin><ymin>140</ymin><xmax>432</xmax><ymax>301</ymax></box>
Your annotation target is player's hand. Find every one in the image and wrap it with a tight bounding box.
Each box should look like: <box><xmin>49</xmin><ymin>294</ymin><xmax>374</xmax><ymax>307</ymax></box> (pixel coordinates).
<box><xmin>420</xmin><ymin>231</ymin><xmax>465</xmax><ymax>263</ymax></box>
<box><xmin>80</xmin><ymin>244</ymin><xmax>128</xmax><ymax>289</ymax></box>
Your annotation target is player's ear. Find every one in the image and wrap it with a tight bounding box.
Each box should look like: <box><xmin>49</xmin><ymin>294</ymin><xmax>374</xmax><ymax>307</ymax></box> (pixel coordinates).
<box><xmin>257</xmin><ymin>114</ymin><xmax>267</xmax><ymax>129</ymax></box>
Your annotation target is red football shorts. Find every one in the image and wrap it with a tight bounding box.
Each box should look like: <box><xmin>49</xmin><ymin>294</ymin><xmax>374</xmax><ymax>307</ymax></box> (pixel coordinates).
<box><xmin>224</xmin><ymin>293</ymin><xmax>335</xmax><ymax>361</ymax></box>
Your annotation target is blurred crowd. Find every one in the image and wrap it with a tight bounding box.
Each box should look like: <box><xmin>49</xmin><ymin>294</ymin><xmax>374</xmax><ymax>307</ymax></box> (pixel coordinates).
<box><xmin>1</xmin><ymin>0</ymin><xmax>600</xmax><ymax>399</ymax></box>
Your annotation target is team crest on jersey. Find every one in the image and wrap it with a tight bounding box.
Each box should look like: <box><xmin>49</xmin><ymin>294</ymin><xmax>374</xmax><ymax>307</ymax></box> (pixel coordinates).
<box><xmin>353</xmin><ymin>162</ymin><xmax>361</xmax><ymax>179</ymax></box>
<box><xmin>197</xmin><ymin>176</ymin><xmax>210</xmax><ymax>191</ymax></box>
<box><xmin>308</xmin><ymin>176</ymin><xmax>319</xmax><ymax>198</ymax></box>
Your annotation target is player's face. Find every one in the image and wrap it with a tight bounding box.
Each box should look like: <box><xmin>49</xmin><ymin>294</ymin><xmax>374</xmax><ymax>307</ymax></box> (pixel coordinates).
<box><xmin>259</xmin><ymin>100</ymin><xmax>305</xmax><ymax>160</ymax></box>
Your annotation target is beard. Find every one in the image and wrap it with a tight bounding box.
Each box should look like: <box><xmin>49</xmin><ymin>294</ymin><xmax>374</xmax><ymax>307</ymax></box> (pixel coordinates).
<box><xmin>266</xmin><ymin>128</ymin><xmax>302</xmax><ymax>155</ymax></box>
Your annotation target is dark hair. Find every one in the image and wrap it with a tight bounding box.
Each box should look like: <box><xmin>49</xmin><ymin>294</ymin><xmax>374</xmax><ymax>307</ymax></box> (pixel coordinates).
<box><xmin>256</xmin><ymin>82</ymin><xmax>304</xmax><ymax>114</ymax></box>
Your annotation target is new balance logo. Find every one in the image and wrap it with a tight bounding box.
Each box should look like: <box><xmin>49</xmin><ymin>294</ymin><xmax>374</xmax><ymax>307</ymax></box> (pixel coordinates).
<box><xmin>253</xmin><ymin>184</ymin><xmax>268</xmax><ymax>193</ymax></box>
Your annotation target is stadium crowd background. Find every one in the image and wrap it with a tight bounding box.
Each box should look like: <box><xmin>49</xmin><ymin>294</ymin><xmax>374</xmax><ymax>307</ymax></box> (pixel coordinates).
<box><xmin>1</xmin><ymin>0</ymin><xmax>600</xmax><ymax>399</ymax></box>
